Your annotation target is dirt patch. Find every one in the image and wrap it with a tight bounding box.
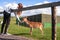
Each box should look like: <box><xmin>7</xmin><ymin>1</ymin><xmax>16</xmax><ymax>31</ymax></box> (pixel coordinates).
<box><xmin>0</xmin><ymin>35</ymin><xmax>34</xmax><ymax>40</ymax></box>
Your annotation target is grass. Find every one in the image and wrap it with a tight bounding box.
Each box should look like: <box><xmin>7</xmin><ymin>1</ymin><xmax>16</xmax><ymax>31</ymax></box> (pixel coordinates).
<box><xmin>0</xmin><ymin>17</ymin><xmax>60</xmax><ymax>40</ymax></box>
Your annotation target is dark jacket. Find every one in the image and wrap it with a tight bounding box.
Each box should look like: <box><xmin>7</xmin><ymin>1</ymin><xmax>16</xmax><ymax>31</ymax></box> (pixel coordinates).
<box><xmin>3</xmin><ymin>10</ymin><xmax>11</xmax><ymax>18</ymax></box>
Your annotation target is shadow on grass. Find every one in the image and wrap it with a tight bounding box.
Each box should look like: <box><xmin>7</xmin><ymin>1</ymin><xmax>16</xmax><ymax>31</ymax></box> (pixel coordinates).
<box><xmin>13</xmin><ymin>33</ymin><xmax>30</xmax><ymax>36</ymax></box>
<box><xmin>13</xmin><ymin>33</ymin><xmax>49</xmax><ymax>40</ymax></box>
<box><xmin>38</xmin><ymin>38</ymin><xmax>48</xmax><ymax>40</ymax></box>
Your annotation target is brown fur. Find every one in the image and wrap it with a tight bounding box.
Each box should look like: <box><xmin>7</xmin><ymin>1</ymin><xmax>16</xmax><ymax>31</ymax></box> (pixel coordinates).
<box><xmin>23</xmin><ymin>17</ymin><xmax>44</xmax><ymax>35</ymax></box>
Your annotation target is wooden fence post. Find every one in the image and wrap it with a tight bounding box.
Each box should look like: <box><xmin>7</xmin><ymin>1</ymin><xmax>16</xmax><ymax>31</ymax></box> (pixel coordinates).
<box><xmin>51</xmin><ymin>6</ymin><xmax>57</xmax><ymax>40</ymax></box>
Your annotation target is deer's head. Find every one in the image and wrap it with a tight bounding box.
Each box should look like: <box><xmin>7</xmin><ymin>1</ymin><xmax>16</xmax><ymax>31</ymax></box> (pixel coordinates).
<box><xmin>22</xmin><ymin>17</ymin><xmax>28</xmax><ymax>22</ymax></box>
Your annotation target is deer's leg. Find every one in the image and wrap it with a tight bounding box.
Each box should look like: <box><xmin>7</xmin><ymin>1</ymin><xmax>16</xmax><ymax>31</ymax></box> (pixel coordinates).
<box><xmin>30</xmin><ymin>27</ymin><xmax>33</xmax><ymax>35</ymax></box>
<box><xmin>39</xmin><ymin>26</ymin><xmax>43</xmax><ymax>35</ymax></box>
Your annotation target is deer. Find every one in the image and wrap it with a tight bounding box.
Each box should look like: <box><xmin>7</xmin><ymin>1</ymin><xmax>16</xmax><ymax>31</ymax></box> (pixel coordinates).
<box><xmin>22</xmin><ymin>17</ymin><xmax>44</xmax><ymax>35</ymax></box>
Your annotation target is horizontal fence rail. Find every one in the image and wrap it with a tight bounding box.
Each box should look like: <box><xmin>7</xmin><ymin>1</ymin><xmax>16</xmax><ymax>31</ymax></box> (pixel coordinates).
<box><xmin>0</xmin><ymin>12</ymin><xmax>3</xmax><ymax>14</ymax></box>
<box><xmin>11</xmin><ymin>1</ymin><xmax>60</xmax><ymax>12</ymax></box>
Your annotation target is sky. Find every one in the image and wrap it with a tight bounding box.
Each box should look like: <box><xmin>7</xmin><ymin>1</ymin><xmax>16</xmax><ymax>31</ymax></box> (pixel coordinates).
<box><xmin>0</xmin><ymin>0</ymin><xmax>60</xmax><ymax>16</ymax></box>
<box><xmin>0</xmin><ymin>0</ymin><xmax>60</xmax><ymax>6</ymax></box>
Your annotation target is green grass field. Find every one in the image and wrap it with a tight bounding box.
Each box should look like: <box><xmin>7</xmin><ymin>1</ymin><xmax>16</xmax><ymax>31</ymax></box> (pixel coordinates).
<box><xmin>0</xmin><ymin>17</ymin><xmax>60</xmax><ymax>40</ymax></box>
